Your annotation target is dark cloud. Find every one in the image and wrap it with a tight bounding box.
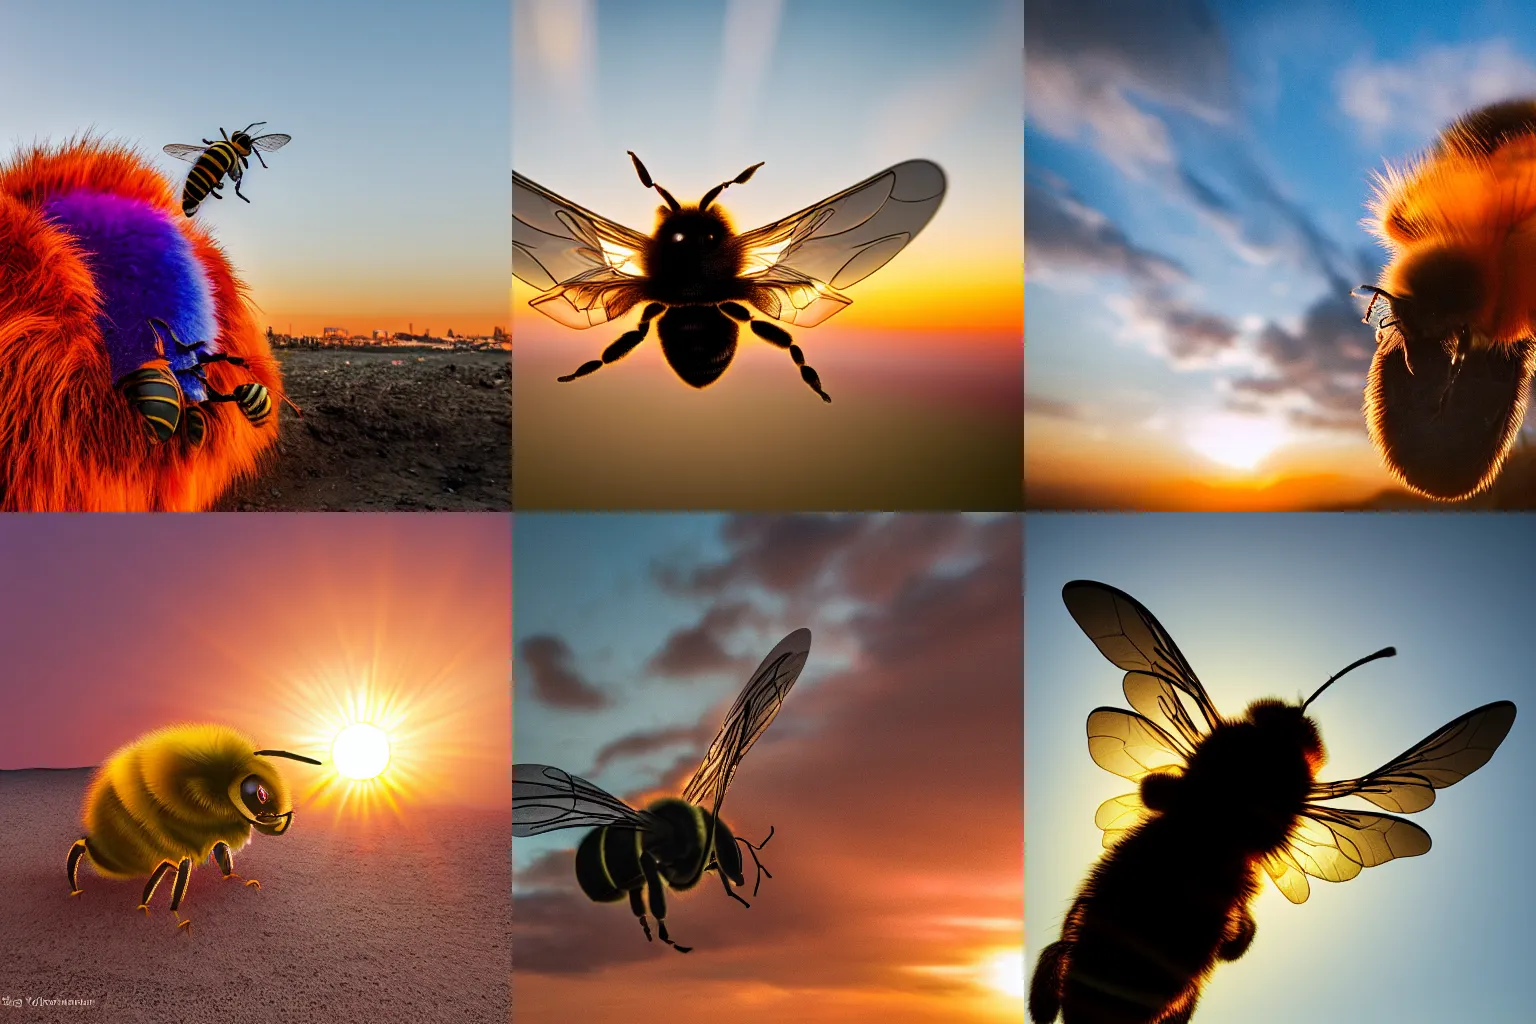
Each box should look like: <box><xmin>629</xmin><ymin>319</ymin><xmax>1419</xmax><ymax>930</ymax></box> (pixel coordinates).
<box><xmin>1229</xmin><ymin>287</ymin><xmax>1379</xmax><ymax>430</ymax></box>
<box><xmin>519</xmin><ymin>634</ymin><xmax>609</xmax><ymax>710</ymax></box>
<box><xmin>1026</xmin><ymin>177</ymin><xmax>1187</xmax><ymax>288</ymax></box>
<box><xmin>1025</xmin><ymin>394</ymin><xmax>1089</xmax><ymax>421</ymax></box>
<box><xmin>646</xmin><ymin>601</ymin><xmax>762</xmax><ymax>677</ymax></box>
<box><xmin>655</xmin><ymin>515</ymin><xmax>865</xmax><ymax>596</ymax></box>
<box><xmin>587</xmin><ymin>723</ymin><xmax>709</xmax><ymax>777</ymax></box>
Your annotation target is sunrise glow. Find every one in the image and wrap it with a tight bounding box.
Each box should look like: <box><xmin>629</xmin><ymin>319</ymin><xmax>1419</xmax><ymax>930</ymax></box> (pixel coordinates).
<box><xmin>332</xmin><ymin>722</ymin><xmax>391</xmax><ymax>781</ymax></box>
<box><xmin>1186</xmin><ymin>413</ymin><xmax>1289</xmax><ymax>472</ymax></box>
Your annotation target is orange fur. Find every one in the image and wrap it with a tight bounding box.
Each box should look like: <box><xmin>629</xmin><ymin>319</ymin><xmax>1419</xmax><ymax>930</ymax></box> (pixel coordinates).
<box><xmin>0</xmin><ymin>136</ymin><xmax>282</xmax><ymax>510</ymax></box>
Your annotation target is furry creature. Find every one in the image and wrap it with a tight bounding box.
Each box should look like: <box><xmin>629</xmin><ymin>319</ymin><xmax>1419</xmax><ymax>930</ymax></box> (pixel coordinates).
<box><xmin>0</xmin><ymin>135</ymin><xmax>284</xmax><ymax>509</ymax></box>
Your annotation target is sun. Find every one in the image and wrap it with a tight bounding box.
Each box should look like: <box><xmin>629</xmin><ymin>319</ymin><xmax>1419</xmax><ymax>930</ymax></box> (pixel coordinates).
<box><xmin>1185</xmin><ymin>412</ymin><xmax>1288</xmax><ymax>472</ymax></box>
<box><xmin>332</xmin><ymin>722</ymin><xmax>391</xmax><ymax>780</ymax></box>
<box><xmin>978</xmin><ymin>948</ymin><xmax>1025</xmax><ymax>1000</ymax></box>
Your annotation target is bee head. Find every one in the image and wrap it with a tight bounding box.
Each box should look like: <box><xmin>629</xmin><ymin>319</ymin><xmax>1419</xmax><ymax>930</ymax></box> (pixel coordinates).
<box><xmin>657</xmin><ymin>208</ymin><xmax>732</xmax><ymax>255</ymax></box>
<box><xmin>1364</xmin><ymin>248</ymin><xmax>1486</xmax><ymax>349</ymax></box>
<box><xmin>230</xmin><ymin>748</ymin><xmax>322</xmax><ymax>836</ymax></box>
<box><xmin>1247</xmin><ymin>699</ymin><xmax>1326</xmax><ymax>770</ymax></box>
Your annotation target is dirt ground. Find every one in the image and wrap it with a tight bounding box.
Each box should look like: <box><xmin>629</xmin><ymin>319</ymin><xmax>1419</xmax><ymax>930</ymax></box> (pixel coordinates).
<box><xmin>0</xmin><ymin>768</ymin><xmax>511</xmax><ymax>1023</ymax></box>
<box><xmin>214</xmin><ymin>348</ymin><xmax>511</xmax><ymax>511</ymax></box>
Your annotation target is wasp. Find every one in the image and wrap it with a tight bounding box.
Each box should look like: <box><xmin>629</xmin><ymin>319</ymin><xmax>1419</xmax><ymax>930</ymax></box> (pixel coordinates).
<box><xmin>68</xmin><ymin>723</ymin><xmax>322</xmax><ymax>933</ymax></box>
<box><xmin>143</xmin><ymin>318</ymin><xmax>297</xmax><ymax>446</ymax></box>
<box><xmin>1031</xmin><ymin>580</ymin><xmax>1516</xmax><ymax>1024</ymax></box>
<box><xmin>513</xmin><ymin>154</ymin><xmax>945</xmax><ymax>401</ymax></box>
<box><xmin>164</xmin><ymin>122</ymin><xmax>291</xmax><ymax>217</ymax></box>
<box><xmin>514</xmin><ymin>628</ymin><xmax>810</xmax><ymax>952</ymax></box>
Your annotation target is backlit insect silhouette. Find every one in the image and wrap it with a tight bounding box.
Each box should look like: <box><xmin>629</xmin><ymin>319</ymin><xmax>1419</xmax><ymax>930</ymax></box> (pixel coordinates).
<box><xmin>1030</xmin><ymin>581</ymin><xmax>1516</xmax><ymax>1024</ymax></box>
<box><xmin>512</xmin><ymin>155</ymin><xmax>945</xmax><ymax>401</ymax></box>
<box><xmin>513</xmin><ymin>629</ymin><xmax>810</xmax><ymax>952</ymax></box>
<box><xmin>1359</xmin><ymin>98</ymin><xmax>1536</xmax><ymax>501</ymax></box>
<box><xmin>164</xmin><ymin>122</ymin><xmax>291</xmax><ymax>217</ymax></box>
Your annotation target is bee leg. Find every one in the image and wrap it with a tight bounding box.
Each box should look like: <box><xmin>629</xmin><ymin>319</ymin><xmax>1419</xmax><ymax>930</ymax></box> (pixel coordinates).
<box><xmin>627</xmin><ymin>887</ymin><xmax>654</xmax><ymax>943</ymax></box>
<box><xmin>138</xmin><ymin>860</ymin><xmax>177</xmax><ymax>914</ymax></box>
<box><xmin>212</xmin><ymin>841</ymin><xmax>261</xmax><ymax>890</ymax></box>
<box><xmin>1216</xmin><ymin>907</ymin><xmax>1256</xmax><ymax>961</ymax></box>
<box><xmin>1028</xmin><ymin>939</ymin><xmax>1071</xmax><ymax>1024</ymax></box>
<box><xmin>640</xmin><ymin>853</ymin><xmax>691</xmax><ymax>953</ymax></box>
<box><xmin>737</xmin><ymin>314</ymin><xmax>832</xmax><ymax>403</ymax></box>
<box><xmin>67</xmin><ymin>839</ymin><xmax>88</xmax><ymax>897</ymax></box>
<box><xmin>233</xmin><ymin>177</ymin><xmax>251</xmax><ymax>203</ymax></box>
<box><xmin>169</xmin><ymin>857</ymin><xmax>193</xmax><ymax>933</ymax></box>
<box><xmin>557</xmin><ymin>319</ymin><xmax>651</xmax><ymax>382</ymax></box>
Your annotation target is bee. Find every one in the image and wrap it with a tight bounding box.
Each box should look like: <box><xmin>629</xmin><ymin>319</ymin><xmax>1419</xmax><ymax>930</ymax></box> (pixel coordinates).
<box><xmin>512</xmin><ymin>154</ymin><xmax>945</xmax><ymax>401</ymax></box>
<box><xmin>1030</xmin><ymin>580</ymin><xmax>1516</xmax><ymax>1024</ymax></box>
<box><xmin>1359</xmin><ymin>98</ymin><xmax>1536</xmax><ymax>501</ymax></box>
<box><xmin>145</xmin><ymin>318</ymin><xmax>296</xmax><ymax>446</ymax></box>
<box><xmin>163</xmin><ymin>122</ymin><xmax>291</xmax><ymax>217</ymax></box>
<box><xmin>116</xmin><ymin>330</ymin><xmax>184</xmax><ymax>444</ymax></box>
<box><xmin>67</xmin><ymin>723</ymin><xmax>322</xmax><ymax>933</ymax></box>
<box><xmin>513</xmin><ymin>628</ymin><xmax>810</xmax><ymax>953</ymax></box>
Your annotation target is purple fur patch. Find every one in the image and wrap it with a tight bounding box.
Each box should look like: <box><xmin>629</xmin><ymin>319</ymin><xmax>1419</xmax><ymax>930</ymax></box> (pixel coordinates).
<box><xmin>42</xmin><ymin>190</ymin><xmax>217</xmax><ymax>402</ymax></box>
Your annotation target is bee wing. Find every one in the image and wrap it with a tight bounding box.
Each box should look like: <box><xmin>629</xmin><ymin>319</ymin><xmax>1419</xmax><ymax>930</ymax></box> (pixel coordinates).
<box><xmin>1086</xmin><ymin>707</ymin><xmax>1189</xmax><ymax>781</ymax></box>
<box><xmin>163</xmin><ymin>144</ymin><xmax>208</xmax><ymax>163</ymax></box>
<box><xmin>1062</xmin><ymin>580</ymin><xmax>1223</xmax><ymax>733</ymax></box>
<box><xmin>735</xmin><ymin>159</ymin><xmax>946</xmax><ymax>327</ymax></box>
<box><xmin>1276</xmin><ymin>805</ymin><xmax>1432</xmax><ymax>899</ymax></box>
<box><xmin>1094</xmin><ymin>791</ymin><xmax>1152</xmax><ymax>849</ymax></box>
<box><xmin>1309</xmin><ymin>700</ymin><xmax>1516</xmax><ymax>813</ymax></box>
<box><xmin>513</xmin><ymin>170</ymin><xmax>650</xmax><ymax>329</ymax></box>
<box><xmin>252</xmin><ymin>134</ymin><xmax>291</xmax><ymax>152</ymax></box>
<box><xmin>1261</xmin><ymin>846</ymin><xmax>1312</xmax><ymax>904</ymax></box>
<box><xmin>1122</xmin><ymin>671</ymin><xmax>1208</xmax><ymax>755</ymax></box>
<box><xmin>680</xmin><ymin>629</ymin><xmax>811</xmax><ymax>823</ymax></box>
<box><xmin>512</xmin><ymin>763</ymin><xmax>652</xmax><ymax>836</ymax></box>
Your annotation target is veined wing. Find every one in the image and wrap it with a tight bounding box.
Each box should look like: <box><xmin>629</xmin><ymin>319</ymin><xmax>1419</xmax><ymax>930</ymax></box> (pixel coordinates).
<box><xmin>680</xmin><ymin>629</ymin><xmax>812</xmax><ymax>825</ymax></box>
<box><xmin>1122</xmin><ymin>672</ymin><xmax>1208</xmax><ymax>757</ymax></box>
<box><xmin>1085</xmin><ymin>707</ymin><xmax>1189</xmax><ymax>781</ymax></box>
<box><xmin>1094</xmin><ymin>791</ymin><xmax>1153</xmax><ymax>849</ymax></box>
<box><xmin>735</xmin><ymin>160</ymin><xmax>945</xmax><ymax>328</ymax></box>
<box><xmin>1062</xmin><ymin>581</ymin><xmax>1223</xmax><ymax>734</ymax></box>
<box><xmin>512</xmin><ymin>763</ymin><xmax>652</xmax><ymax>837</ymax></box>
<box><xmin>252</xmin><ymin>133</ymin><xmax>292</xmax><ymax>152</ymax></box>
<box><xmin>1264</xmin><ymin>805</ymin><xmax>1432</xmax><ymax>904</ymax></box>
<box><xmin>1309</xmin><ymin>701</ymin><xmax>1516</xmax><ymax>813</ymax></box>
<box><xmin>163</xmin><ymin>143</ymin><xmax>209</xmax><ymax>164</ymax></box>
<box><xmin>513</xmin><ymin>170</ymin><xmax>650</xmax><ymax>328</ymax></box>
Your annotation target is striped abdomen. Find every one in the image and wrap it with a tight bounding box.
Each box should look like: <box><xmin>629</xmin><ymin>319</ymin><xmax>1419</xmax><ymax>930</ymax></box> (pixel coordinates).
<box><xmin>80</xmin><ymin>760</ymin><xmax>239</xmax><ymax>878</ymax></box>
<box><xmin>182</xmin><ymin>142</ymin><xmax>239</xmax><ymax>215</ymax></box>
<box><xmin>231</xmin><ymin>383</ymin><xmax>273</xmax><ymax>427</ymax></box>
<box><xmin>117</xmin><ymin>360</ymin><xmax>183</xmax><ymax>443</ymax></box>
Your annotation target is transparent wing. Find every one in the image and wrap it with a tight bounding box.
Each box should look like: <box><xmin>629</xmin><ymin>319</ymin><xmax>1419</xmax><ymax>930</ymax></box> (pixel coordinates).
<box><xmin>163</xmin><ymin>143</ymin><xmax>208</xmax><ymax>163</ymax></box>
<box><xmin>1086</xmin><ymin>707</ymin><xmax>1190</xmax><ymax>781</ymax></box>
<box><xmin>1268</xmin><ymin>805</ymin><xmax>1432</xmax><ymax>903</ymax></box>
<box><xmin>1062</xmin><ymin>580</ymin><xmax>1223</xmax><ymax>733</ymax></box>
<box><xmin>1122</xmin><ymin>672</ymin><xmax>1208</xmax><ymax>758</ymax></box>
<box><xmin>1094</xmin><ymin>791</ymin><xmax>1152</xmax><ymax>849</ymax></box>
<box><xmin>1308</xmin><ymin>701</ymin><xmax>1517</xmax><ymax>813</ymax></box>
<box><xmin>513</xmin><ymin>170</ymin><xmax>652</xmax><ymax>329</ymax></box>
<box><xmin>680</xmin><ymin>629</ymin><xmax>812</xmax><ymax>823</ymax></box>
<box><xmin>252</xmin><ymin>133</ymin><xmax>291</xmax><ymax>152</ymax></box>
<box><xmin>512</xmin><ymin>763</ymin><xmax>652</xmax><ymax>837</ymax></box>
<box><xmin>734</xmin><ymin>160</ymin><xmax>945</xmax><ymax>328</ymax></box>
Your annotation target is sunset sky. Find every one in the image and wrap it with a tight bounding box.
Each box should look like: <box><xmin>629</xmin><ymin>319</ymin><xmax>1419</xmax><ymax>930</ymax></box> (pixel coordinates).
<box><xmin>0</xmin><ymin>0</ymin><xmax>508</xmax><ymax>337</ymax></box>
<box><xmin>512</xmin><ymin>0</ymin><xmax>1022</xmax><ymax>509</ymax></box>
<box><xmin>513</xmin><ymin>514</ymin><xmax>1023</xmax><ymax>1024</ymax></box>
<box><xmin>0</xmin><ymin>514</ymin><xmax>511</xmax><ymax>813</ymax></box>
<box><xmin>1027</xmin><ymin>514</ymin><xmax>1535</xmax><ymax>1021</ymax></box>
<box><xmin>1026</xmin><ymin>0</ymin><xmax>1536</xmax><ymax>508</ymax></box>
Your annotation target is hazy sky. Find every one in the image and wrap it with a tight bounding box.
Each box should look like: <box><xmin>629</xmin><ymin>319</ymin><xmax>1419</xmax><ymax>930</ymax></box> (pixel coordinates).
<box><xmin>0</xmin><ymin>0</ymin><xmax>509</xmax><ymax>336</ymax></box>
<box><xmin>1026</xmin><ymin>514</ymin><xmax>1536</xmax><ymax>1022</ymax></box>
<box><xmin>1026</xmin><ymin>1</ymin><xmax>1536</xmax><ymax>507</ymax></box>
<box><xmin>0</xmin><ymin>514</ymin><xmax>511</xmax><ymax>811</ymax></box>
<box><xmin>513</xmin><ymin>513</ymin><xmax>1023</xmax><ymax>1024</ymax></box>
<box><xmin>512</xmin><ymin>0</ymin><xmax>1022</xmax><ymax>509</ymax></box>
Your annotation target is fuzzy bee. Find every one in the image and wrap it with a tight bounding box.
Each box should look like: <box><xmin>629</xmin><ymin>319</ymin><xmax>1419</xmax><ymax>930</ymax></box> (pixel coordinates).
<box><xmin>513</xmin><ymin>154</ymin><xmax>945</xmax><ymax>401</ymax></box>
<box><xmin>1360</xmin><ymin>98</ymin><xmax>1536</xmax><ymax>500</ymax></box>
<box><xmin>514</xmin><ymin>628</ymin><xmax>810</xmax><ymax>953</ymax></box>
<box><xmin>163</xmin><ymin>122</ymin><xmax>291</xmax><ymax>217</ymax></box>
<box><xmin>1030</xmin><ymin>581</ymin><xmax>1516</xmax><ymax>1024</ymax></box>
<box><xmin>67</xmin><ymin>723</ymin><xmax>322</xmax><ymax>933</ymax></box>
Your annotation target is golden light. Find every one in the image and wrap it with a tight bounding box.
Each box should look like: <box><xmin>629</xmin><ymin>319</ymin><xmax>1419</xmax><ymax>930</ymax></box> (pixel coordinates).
<box><xmin>1186</xmin><ymin>412</ymin><xmax>1288</xmax><ymax>472</ymax></box>
<box><xmin>332</xmin><ymin>722</ymin><xmax>391</xmax><ymax>780</ymax></box>
<box><xmin>978</xmin><ymin>948</ymin><xmax>1025</xmax><ymax>1000</ymax></box>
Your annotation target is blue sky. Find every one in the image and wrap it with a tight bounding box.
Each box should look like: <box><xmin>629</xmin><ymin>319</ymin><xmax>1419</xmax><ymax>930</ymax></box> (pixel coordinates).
<box><xmin>0</xmin><ymin>0</ymin><xmax>508</xmax><ymax>335</ymax></box>
<box><xmin>1027</xmin><ymin>0</ymin><xmax>1536</xmax><ymax>497</ymax></box>
<box><xmin>1026</xmin><ymin>513</ymin><xmax>1536</xmax><ymax>1021</ymax></box>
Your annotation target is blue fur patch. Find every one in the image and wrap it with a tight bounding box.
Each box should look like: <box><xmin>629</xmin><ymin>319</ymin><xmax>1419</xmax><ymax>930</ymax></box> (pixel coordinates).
<box><xmin>42</xmin><ymin>190</ymin><xmax>217</xmax><ymax>402</ymax></box>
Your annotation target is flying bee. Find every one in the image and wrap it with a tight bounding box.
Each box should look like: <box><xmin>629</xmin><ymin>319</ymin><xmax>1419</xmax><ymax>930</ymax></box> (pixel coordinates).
<box><xmin>1030</xmin><ymin>580</ymin><xmax>1516</xmax><ymax>1024</ymax></box>
<box><xmin>67</xmin><ymin>723</ymin><xmax>322</xmax><ymax>933</ymax></box>
<box><xmin>1359</xmin><ymin>98</ymin><xmax>1536</xmax><ymax>501</ymax></box>
<box><xmin>145</xmin><ymin>318</ymin><xmax>297</xmax><ymax>446</ymax></box>
<box><xmin>513</xmin><ymin>628</ymin><xmax>810</xmax><ymax>953</ymax></box>
<box><xmin>512</xmin><ymin>154</ymin><xmax>945</xmax><ymax>401</ymax></box>
<box><xmin>163</xmin><ymin>122</ymin><xmax>291</xmax><ymax>217</ymax></box>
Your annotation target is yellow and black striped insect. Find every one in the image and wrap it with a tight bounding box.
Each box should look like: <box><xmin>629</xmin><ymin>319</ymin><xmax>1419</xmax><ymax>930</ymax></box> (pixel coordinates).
<box><xmin>163</xmin><ymin>122</ymin><xmax>291</xmax><ymax>217</ymax></box>
<box><xmin>67</xmin><ymin>723</ymin><xmax>322</xmax><ymax>933</ymax></box>
<box><xmin>116</xmin><ymin>331</ymin><xmax>184</xmax><ymax>444</ymax></box>
<box><xmin>145</xmin><ymin>318</ymin><xmax>296</xmax><ymax>445</ymax></box>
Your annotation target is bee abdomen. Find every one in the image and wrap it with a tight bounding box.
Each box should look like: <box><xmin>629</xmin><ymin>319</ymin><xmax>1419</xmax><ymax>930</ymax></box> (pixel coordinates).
<box><xmin>118</xmin><ymin>362</ymin><xmax>183</xmax><ymax>444</ymax></box>
<box><xmin>233</xmin><ymin>383</ymin><xmax>273</xmax><ymax>427</ymax></box>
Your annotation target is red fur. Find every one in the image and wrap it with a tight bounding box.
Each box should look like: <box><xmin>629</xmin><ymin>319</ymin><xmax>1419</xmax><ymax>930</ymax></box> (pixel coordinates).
<box><xmin>0</xmin><ymin>136</ymin><xmax>282</xmax><ymax>510</ymax></box>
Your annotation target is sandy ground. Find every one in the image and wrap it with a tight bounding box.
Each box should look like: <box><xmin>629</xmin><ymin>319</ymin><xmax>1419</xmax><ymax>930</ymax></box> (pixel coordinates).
<box><xmin>213</xmin><ymin>349</ymin><xmax>511</xmax><ymax>511</ymax></box>
<box><xmin>0</xmin><ymin>769</ymin><xmax>510</xmax><ymax>1023</ymax></box>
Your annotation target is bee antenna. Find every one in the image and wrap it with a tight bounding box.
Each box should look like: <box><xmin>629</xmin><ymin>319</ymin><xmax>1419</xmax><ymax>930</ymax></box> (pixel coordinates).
<box><xmin>627</xmin><ymin>150</ymin><xmax>681</xmax><ymax>212</ymax></box>
<box><xmin>700</xmin><ymin>161</ymin><xmax>765</xmax><ymax>210</ymax></box>
<box><xmin>1301</xmin><ymin>646</ymin><xmax>1396</xmax><ymax>711</ymax></box>
<box><xmin>252</xmin><ymin>749</ymin><xmax>324</xmax><ymax>765</ymax></box>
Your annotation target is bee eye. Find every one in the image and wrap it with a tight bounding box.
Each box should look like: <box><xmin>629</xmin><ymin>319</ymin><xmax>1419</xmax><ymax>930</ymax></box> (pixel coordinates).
<box><xmin>673</xmin><ymin>232</ymin><xmax>685</xmax><ymax>243</ymax></box>
<box><xmin>257</xmin><ymin>785</ymin><xmax>269</xmax><ymax>804</ymax></box>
